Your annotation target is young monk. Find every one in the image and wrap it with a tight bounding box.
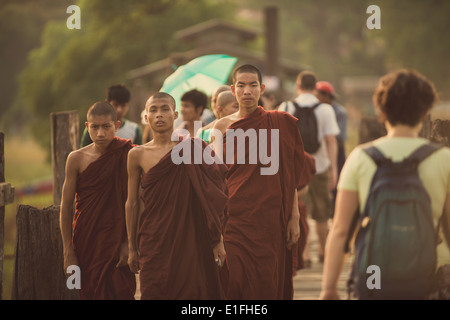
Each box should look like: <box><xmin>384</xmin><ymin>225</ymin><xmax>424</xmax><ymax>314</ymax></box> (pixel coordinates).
<box><xmin>126</xmin><ymin>92</ymin><xmax>228</xmax><ymax>300</ymax></box>
<box><xmin>197</xmin><ymin>90</ymin><xmax>238</xmax><ymax>144</ymax></box>
<box><xmin>60</xmin><ymin>101</ymin><xmax>136</xmax><ymax>300</ymax></box>
<box><xmin>212</xmin><ymin>64</ymin><xmax>307</xmax><ymax>299</ymax></box>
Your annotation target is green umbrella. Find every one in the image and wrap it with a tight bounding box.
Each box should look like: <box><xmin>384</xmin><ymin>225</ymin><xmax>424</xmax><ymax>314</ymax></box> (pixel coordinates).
<box><xmin>160</xmin><ymin>54</ymin><xmax>238</xmax><ymax>112</ymax></box>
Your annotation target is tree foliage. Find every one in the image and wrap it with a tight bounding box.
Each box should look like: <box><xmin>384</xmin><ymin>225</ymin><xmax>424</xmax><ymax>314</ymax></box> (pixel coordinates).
<box><xmin>379</xmin><ymin>0</ymin><xmax>450</xmax><ymax>99</ymax></box>
<box><xmin>0</xmin><ymin>0</ymin><xmax>73</xmax><ymax>131</ymax></box>
<box><xmin>243</xmin><ymin>0</ymin><xmax>449</xmax><ymax>99</ymax></box>
<box><xmin>8</xmin><ymin>0</ymin><xmax>450</xmax><ymax>154</ymax></box>
<box><xmin>16</xmin><ymin>0</ymin><xmax>233</xmax><ymax>151</ymax></box>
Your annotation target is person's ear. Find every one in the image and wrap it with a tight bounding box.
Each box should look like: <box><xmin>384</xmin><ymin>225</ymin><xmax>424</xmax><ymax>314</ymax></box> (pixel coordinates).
<box><xmin>115</xmin><ymin>121</ymin><xmax>121</xmax><ymax>131</ymax></box>
<box><xmin>85</xmin><ymin>121</ymin><xmax>89</xmax><ymax>129</ymax></box>
<box><xmin>231</xmin><ymin>85</ymin><xmax>236</xmax><ymax>96</ymax></box>
<box><xmin>216</xmin><ymin>105</ymin><xmax>223</xmax><ymax>117</ymax></box>
<box><xmin>260</xmin><ymin>84</ymin><xmax>266</xmax><ymax>95</ymax></box>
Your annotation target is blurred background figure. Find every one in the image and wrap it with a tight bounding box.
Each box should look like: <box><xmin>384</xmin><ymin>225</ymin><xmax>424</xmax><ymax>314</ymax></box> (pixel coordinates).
<box><xmin>314</xmin><ymin>81</ymin><xmax>347</xmax><ymax>215</ymax></box>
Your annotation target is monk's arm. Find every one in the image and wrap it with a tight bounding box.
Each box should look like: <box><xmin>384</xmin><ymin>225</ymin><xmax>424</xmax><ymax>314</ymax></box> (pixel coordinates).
<box><xmin>59</xmin><ymin>152</ymin><xmax>79</xmax><ymax>273</ymax></box>
<box><xmin>125</xmin><ymin>148</ymin><xmax>141</xmax><ymax>273</ymax></box>
<box><xmin>286</xmin><ymin>188</ymin><xmax>300</xmax><ymax>249</ymax></box>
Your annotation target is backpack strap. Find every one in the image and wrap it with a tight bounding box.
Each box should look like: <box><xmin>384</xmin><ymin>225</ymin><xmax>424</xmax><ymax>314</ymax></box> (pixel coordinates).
<box><xmin>405</xmin><ymin>143</ymin><xmax>442</xmax><ymax>164</ymax></box>
<box><xmin>363</xmin><ymin>143</ymin><xmax>442</xmax><ymax>166</ymax></box>
<box><xmin>362</xmin><ymin>145</ymin><xmax>388</xmax><ymax>165</ymax></box>
<box><xmin>291</xmin><ymin>101</ymin><xmax>321</xmax><ymax>110</ymax></box>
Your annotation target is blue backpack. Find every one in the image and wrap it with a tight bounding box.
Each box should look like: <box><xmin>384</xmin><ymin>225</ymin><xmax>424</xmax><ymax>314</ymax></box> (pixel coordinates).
<box><xmin>348</xmin><ymin>143</ymin><xmax>442</xmax><ymax>300</ymax></box>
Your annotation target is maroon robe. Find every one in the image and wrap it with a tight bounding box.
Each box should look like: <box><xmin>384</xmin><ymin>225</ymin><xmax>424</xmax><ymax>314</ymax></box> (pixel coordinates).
<box><xmin>72</xmin><ymin>137</ymin><xmax>136</xmax><ymax>300</ymax></box>
<box><xmin>222</xmin><ymin>106</ymin><xmax>307</xmax><ymax>300</ymax></box>
<box><xmin>138</xmin><ymin>138</ymin><xmax>228</xmax><ymax>299</ymax></box>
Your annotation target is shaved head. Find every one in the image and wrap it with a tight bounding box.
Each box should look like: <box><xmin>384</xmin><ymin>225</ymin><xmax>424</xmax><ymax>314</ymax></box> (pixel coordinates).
<box><xmin>146</xmin><ymin>92</ymin><xmax>176</xmax><ymax>112</ymax></box>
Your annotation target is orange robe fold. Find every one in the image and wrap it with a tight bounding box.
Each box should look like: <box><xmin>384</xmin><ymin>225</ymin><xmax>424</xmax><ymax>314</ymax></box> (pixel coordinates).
<box><xmin>72</xmin><ymin>137</ymin><xmax>136</xmax><ymax>300</ymax></box>
<box><xmin>138</xmin><ymin>138</ymin><xmax>228</xmax><ymax>300</ymax></box>
<box><xmin>223</xmin><ymin>106</ymin><xmax>307</xmax><ymax>300</ymax></box>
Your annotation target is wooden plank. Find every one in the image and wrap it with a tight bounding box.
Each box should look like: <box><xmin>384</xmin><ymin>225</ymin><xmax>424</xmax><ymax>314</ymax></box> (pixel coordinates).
<box><xmin>50</xmin><ymin>111</ymin><xmax>79</xmax><ymax>205</ymax></box>
<box><xmin>0</xmin><ymin>183</ymin><xmax>15</xmax><ymax>207</ymax></box>
<box><xmin>11</xmin><ymin>205</ymin><xmax>79</xmax><ymax>300</ymax></box>
<box><xmin>0</xmin><ymin>132</ymin><xmax>4</xmax><ymax>300</ymax></box>
<box><xmin>430</xmin><ymin>119</ymin><xmax>450</xmax><ymax>147</ymax></box>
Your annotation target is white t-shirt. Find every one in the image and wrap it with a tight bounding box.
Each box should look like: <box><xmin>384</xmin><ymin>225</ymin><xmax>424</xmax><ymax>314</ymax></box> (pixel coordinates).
<box><xmin>279</xmin><ymin>93</ymin><xmax>340</xmax><ymax>174</ymax></box>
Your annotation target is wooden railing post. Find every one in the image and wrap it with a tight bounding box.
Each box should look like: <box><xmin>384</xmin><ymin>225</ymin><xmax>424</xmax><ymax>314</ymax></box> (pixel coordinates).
<box><xmin>11</xmin><ymin>205</ymin><xmax>79</xmax><ymax>300</ymax></box>
<box><xmin>0</xmin><ymin>132</ymin><xmax>15</xmax><ymax>300</ymax></box>
<box><xmin>50</xmin><ymin>111</ymin><xmax>79</xmax><ymax>205</ymax></box>
<box><xmin>0</xmin><ymin>132</ymin><xmax>4</xmax><ymax>300</ymax></box>
<box><xmin>429</xmin><ymin>119</ymin><xmax>450</xmax><ymax>147</ymax></box>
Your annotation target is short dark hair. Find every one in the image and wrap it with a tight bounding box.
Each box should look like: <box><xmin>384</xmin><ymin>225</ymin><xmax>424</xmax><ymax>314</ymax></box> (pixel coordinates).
<box><xmin>146</xmin><ymin>92</ymin><xmax>176</xmax><ymax>111</ymax></box>
<box><xmin>181</xmin><ymin>89</ymin><xmax>207</xmax><ymax>115</ymax></box>
<box><xmin>373</xmin><ymin>69</ymin><xmax>437</xmax><ymax>126</ymax></box>
<box><xmin>232</xmin><ymin>64</ymin><xmax>263</xmax><ymax>85</ymax></box>
<box><xmin>106</xmin><ymin>84</ymin><xmax>130</xmax><ymax>104</ymax></box>
<box><xmin>296</xmin><ymin>71</ymin><xmax>317</xmax><ymax>90</ymax></box>
<box><xmin>87</xmin><ymin>101</ymin><xmax>117</xmax><ymax>122</ymax></box>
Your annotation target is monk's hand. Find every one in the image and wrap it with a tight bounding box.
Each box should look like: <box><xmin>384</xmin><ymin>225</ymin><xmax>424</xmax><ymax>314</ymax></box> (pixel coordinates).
<box><xmin>213</xmin><ymin>236</ymin><xmax>226</xmax><ymax>269</ymax></box>
<box><xmin>116</xmin><ymin>241</ymin><xmax>129</xmax><ymax>268</ymax></box>
<box><xmin>127</xmin><ymin>249</ymin><xmax>140</xmax><ymax>274</ymax></box>
<box><xmin>63</xmin><ymin>249</ymin><xmax>79</xmax><ymax>277</ymax></box>
<box><xmin>286</xmin><ymin>217</ymin><xmax>300</xmax><ymax>249</ymax></box>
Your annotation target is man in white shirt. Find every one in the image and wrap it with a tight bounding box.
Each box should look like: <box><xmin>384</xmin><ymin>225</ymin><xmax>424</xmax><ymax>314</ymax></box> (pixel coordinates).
<box><xmin>279</xmin><ymin>71</ymin><xmax>340</xmax><ymax>264</ymax></box>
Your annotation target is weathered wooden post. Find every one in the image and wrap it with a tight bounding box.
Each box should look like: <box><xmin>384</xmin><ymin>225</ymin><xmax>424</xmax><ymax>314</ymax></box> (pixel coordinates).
<box><xmin>0</xmin><ymin>132</ymin><xmax>15</xmax><ymax>300</ymax></box>
<box><xmin>358</xmin><ymin>115</ymin><xmax>387</xmax><ymax>144</ymax></box>
<box><xmin>10</xmin><ymin>112</ymin><xmax>80</xmax><ymax>299</ymax></box>
<box><xmin>11</xmin><ymin>205</ymin><xmax>79</xmax><ymax>300</ymax></box>
<box><xmin>50</xmin><ymin>111</ymin><xmax>79</xmax><ymax>205</ymax></box>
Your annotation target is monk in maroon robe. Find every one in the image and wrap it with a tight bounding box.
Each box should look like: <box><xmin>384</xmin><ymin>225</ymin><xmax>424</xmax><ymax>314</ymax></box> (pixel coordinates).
<box><xmin>126</xmin><ymin>92</ymin><xmax>228</xmax><ymax>300</ymax></box>
<box><xmin>60</xmin><ymin>101</ymin><xmax>136</xmax><ymax>300</ymax></box>
<box><xmin>138</xmin><ymin>139</ymin><xmax>227</xmax><ymax>299</ymax></box>
<box><xmin>212</xmin><ymin>64</ymin><xmax>307</xmax><ymax>299</ymax></box>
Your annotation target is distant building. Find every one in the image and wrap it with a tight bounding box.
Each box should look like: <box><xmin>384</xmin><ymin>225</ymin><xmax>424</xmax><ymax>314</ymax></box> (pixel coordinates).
<box><xmin>126</xmin><ymin>14</ymin><xmax>307</xmax><ymax>123</ymax></box>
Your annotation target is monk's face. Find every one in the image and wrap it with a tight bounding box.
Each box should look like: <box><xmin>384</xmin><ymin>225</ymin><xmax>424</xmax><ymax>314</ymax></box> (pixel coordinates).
<box><xmin>145</xmin><ymin>96</ymin><xmax>178</xmax><ymax>132</ymax></box>
<box><xmin>231</xmin><ymin>72</ymin><xmax>265</xmax><ymax>109</ymax></box>
<box><xmin>86</xmin><ymin>114</ymin><xmax>120</xmax><ymax>146</ymax></box>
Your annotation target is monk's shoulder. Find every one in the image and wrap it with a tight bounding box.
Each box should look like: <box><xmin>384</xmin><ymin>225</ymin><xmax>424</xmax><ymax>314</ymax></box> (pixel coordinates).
<box><xmin>214</xmin><ymin>115</ymin><xmax>235</xmax><ymax>133</ymax></box>
<box><xmin>66</xmin><ymin>148</ymin><xmax>82</xmax><ymax>167</ymax></box>
<box><xmin>272</xmin><ymin>109</ymin><xmax>298</xmax><ymax>124</ymax></box>
<box><xmin>67</xmin><ymin>146</ymin><xmax>94</xmax><ymax>173</ymax></box>
<box><xmin>128</xmin><ymin>143</ymin><xmax>146</xmax><ymax>160</ymax></box>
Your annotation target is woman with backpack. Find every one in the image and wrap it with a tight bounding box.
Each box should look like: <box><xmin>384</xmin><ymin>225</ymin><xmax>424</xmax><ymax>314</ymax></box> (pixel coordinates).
<box><xmin>319</xmin><ymin>69</ymin><xmax>450</xmax><ymax>300</ymax></box>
